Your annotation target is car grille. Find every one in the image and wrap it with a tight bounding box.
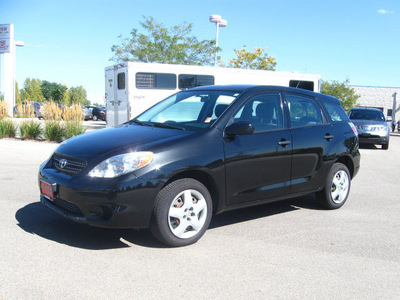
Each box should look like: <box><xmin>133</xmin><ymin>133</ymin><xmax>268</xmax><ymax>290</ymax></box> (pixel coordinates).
<box><xmin>53</xmin><ymin>197</ymin><xmax>84</xmax><ymax>217</ymax></box>
<box><xmin>53</xmin><ymin>153</ymin><xmax>87</xmax><ymax>175</ymax></box>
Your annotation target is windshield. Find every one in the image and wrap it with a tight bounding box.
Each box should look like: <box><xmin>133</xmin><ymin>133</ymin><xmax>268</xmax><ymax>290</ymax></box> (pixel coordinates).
<box><xmin>349</xmin><ymin>110</ymin><xmax>385</xmax><ymax>122</ymax></box>
<box><xmin>133</xmin><ymin>90</ymin><xmax>241</xmax><ymax>131</ymax></box>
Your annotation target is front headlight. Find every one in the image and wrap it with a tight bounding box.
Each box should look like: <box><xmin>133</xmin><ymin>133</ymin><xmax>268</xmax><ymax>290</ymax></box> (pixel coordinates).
<box><xmin>88</xmin><ymin>152</ymin><xmax>154</xmax><ymax>178</ymax></box>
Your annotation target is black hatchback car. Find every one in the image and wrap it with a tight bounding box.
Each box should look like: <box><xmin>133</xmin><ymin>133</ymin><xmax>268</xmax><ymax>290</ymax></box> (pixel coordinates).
<box><xmin>39</xmin><ymin>85</ymin><xmax>360</xmax><ymax>247</ymax></box>
<box><xmin>87</xmin><ymin>106</ymin><xmax>106</xmax><ymax>121</ymax></box>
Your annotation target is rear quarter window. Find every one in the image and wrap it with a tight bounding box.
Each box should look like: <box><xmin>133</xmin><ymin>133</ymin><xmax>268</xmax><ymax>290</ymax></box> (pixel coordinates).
<box><xmin>319</xmin><ymin>99</ymin><xmax>349</xmax><ymax>123</ymax></box>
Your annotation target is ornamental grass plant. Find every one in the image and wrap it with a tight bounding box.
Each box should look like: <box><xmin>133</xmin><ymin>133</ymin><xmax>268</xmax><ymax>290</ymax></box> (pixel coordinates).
<box><xmin>19</xmin><ymin>120</ymin><xmax>43</xmax><ymax>140</ymax></box>
<box><xmin>65</xmin><ymin>119</ymin><xmax>86</xmax><ymax>139</ymax></box>
<box><xmin>63</xmin><ymin>104</ymin><xmax>83</xmax><ymax>122</ymax></box>
<box><xmin>43</xmin><ymin>101</ymin><xmax>63</xmax><ymax>121</ymax></box>
<box><xmin>44</xmin><ymin>120</ymin><xmax>65</xmax><ymax>142</ymax></box>
<box><xmin>64</xmin><ymin>104</ymin><xmax>86</xmax><ymax>139</ymax></box>
<box><xmin>0</xmin><ymin>118</ymin><xmax>17</xmax><ymax>138</ymax></box>
<box><xmin>0</xmin><ymin>100</ymin><xmax>8</xmax><ymax>119</ymax></box>
<box><xmin>15</xmin><ymin>101</ymin><xmax>35</xmax><ymax>118</ymax></box>
<box><xmin>0</xmin><ymin>101</ymin><xmax>87</xmax><ymax>142</ymax></box>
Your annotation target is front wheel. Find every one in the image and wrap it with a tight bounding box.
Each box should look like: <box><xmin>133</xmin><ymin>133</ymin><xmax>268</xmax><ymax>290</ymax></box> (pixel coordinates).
<box><xmin>317</xmin><ymin>163</ymin><xmax>351</xmax><ymax>209</ymax></box>
<box><xmin>93</xmin><ymin>115</ymin><xmax>98</xmax><ymax>121</ymax></box>
<box><xmin>150</xmin><ymin>178</ymin><xmax>212</xmax><ymax>247</ymax></box>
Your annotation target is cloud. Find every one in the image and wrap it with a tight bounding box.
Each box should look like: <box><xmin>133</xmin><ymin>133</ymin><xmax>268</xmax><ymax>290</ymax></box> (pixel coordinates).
<box><xmin>377</xmin><ymin>9</ymin><xmax>395</xmax><ymax>14</ymax></box>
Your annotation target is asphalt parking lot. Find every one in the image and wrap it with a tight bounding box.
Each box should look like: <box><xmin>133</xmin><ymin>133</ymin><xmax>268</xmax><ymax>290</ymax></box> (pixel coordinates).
<box><xmin>1</xmin><ymin>133</ymin><xmax>400</xmax><ymax>299</ymax></box>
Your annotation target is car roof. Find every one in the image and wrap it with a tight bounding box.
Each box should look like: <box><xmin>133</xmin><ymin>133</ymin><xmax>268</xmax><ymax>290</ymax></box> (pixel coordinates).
<box><xmin>187</xmin><ymin>84</ymin><xmax>340</xmax><ymax>104</ymax></box>
<box><xmin>349</xmin><ymin>107</ymin><xmax>383</xmax><ymax>112</ymax></box>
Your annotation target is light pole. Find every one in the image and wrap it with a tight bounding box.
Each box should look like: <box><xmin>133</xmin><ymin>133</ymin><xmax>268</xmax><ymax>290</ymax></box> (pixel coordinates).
<box><xmin>0</xmin><ymin>24</ymin><xmax>24</xmax><ymax>116</ymax></box>
<box><xmin>209</xmin><ymin>15</ymin><xmax>227</xmax><ymax>67</ymax></box>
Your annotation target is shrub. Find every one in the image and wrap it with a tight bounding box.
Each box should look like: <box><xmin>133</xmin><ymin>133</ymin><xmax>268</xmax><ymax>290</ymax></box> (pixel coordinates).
<box><xmin>65</xmin><ymin>120</ymin><xmax>86</xmax><ymax>139</ymax></box>
<box><xmin>0</xmin><ymin>119</ymin><xmax>17</xmax><ymax>138</ymax></box>
<box><xmin>44</xmin><ymin>120</ymin><xmax>65</xmax><ymax>142</ymax></box>
<box><xmin>19</xmin><ymin>120</ymin><xmax>43</xmax><ymax>140</ymax></box>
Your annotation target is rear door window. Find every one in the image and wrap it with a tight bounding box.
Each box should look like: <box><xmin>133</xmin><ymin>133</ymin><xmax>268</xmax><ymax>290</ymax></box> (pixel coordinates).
<box><xmin>320</xmin><ymin>99</ymin><xmax>349</xmax><ymax>122</ymax></box>
<box><xmin>286</xmin><ymin>93</ymin><xmax>323</xmax><ymax>128</ymax></box>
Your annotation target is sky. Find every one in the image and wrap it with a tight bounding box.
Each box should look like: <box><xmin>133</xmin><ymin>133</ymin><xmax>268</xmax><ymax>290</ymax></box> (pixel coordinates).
<box><xmin>1</xmin><ymin>0</ymin><xmax>399</xmax><ymax>104</ymax></box>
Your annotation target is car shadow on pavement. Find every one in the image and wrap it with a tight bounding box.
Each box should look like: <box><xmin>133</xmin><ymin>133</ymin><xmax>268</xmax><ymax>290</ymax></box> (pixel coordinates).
<box><xmin>15</xmin><ymin>195</ymin><xmax>320</xmax><ymax>250</ymax></box>
<box><xmin>15</xmin><ymin>202</ymin><xmax>162</xmax><ymax>249</ymax></box>
<box><xmin>209</xmin><ymin>194</ymin><xmax>321</xmax><ymax>229</ymax></box>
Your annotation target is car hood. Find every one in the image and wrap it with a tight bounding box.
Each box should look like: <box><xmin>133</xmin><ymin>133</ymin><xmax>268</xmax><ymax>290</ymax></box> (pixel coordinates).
<box><xmin>350</xmin><ymin>120</ymin><xmax>388</xmax><ymax>127</ymax></box>
<box><xmin>55</xmin><ymin>124</ymin><xmax>192</xmax><ymax>159</ymax></box>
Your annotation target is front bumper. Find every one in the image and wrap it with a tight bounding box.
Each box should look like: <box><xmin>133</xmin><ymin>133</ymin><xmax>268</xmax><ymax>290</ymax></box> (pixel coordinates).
<box><xmin>358</xmin><ymin>133</ymin><xmax>389</xmax><ymax>145</ymax></box>
<box><xmin>39</xmin><ymin>164</ymin><xmax>163</xmax><ymax>229</ymax></box>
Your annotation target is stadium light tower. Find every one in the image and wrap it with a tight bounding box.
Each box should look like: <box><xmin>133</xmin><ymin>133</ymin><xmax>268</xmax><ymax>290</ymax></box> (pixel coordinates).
<box><xmin>209</xmin><ymin>15</ymin><xmax>227</xmax><ymax>67</ymax></box>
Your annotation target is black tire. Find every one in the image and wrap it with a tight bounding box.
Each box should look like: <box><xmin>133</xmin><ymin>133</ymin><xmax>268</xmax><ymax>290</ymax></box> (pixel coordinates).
<box><xmin>93</xmin><ymin>115</ymin><xmax>98</xmax><ymax>121</ymax></box>
<box><xmin>150</xmin><ymin>178</ymin><xmax>212</xmax><ymax>247</ymax></box>
<box><xmin>317</xmin><ymin>163</ymin><xmax>351</xmax><ymax>210</ymax></box>
<box><xmin>382</xmin><ymin>143</ymin><xmax>389</xmax><ymax>150</ymax></box>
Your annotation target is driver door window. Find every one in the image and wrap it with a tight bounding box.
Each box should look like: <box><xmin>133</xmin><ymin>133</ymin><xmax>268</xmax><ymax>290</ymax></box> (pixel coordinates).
<box><xmin>233</xmin><ymin>93</ymin><xmax>283</xmax><ymax>132</ymax></box>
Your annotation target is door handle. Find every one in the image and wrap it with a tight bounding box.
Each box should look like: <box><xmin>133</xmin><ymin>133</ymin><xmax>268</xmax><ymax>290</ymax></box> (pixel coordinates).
<box><xmin>278</xmin><ymin>139</ymin><xmax>291</xmax><ymax>147</ymax></box>
<box><xmin>324</xmin><ymin>134</ymin><xmax>334</xmax><ymax>141</ymax></box>
<box><xmin>110</xmin><ymin>100</ymin><xmax>122</xmax><ymax>106</ymax></box>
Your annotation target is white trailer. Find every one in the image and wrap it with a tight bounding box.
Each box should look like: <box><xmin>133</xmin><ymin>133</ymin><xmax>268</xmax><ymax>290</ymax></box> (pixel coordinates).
<box><xmin>105</xmin><ymin>62</ymin><xmax>321</xmax><ymax>127</ymax></box>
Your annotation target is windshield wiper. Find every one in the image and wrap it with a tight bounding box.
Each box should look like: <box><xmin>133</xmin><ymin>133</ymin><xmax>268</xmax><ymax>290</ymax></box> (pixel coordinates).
<box><xmin>130</xmin><ymin>119</ymin><xmax>153</xmax><ymax>126</ymax></box>
<box><xmin>130</xmin><ymin>119</ymin><xmax>185</xmax><ymax>130</ymax></box>
<box><xmin>151</xmin><ymin>122</ymin><xmax>186</xmax><ymax>131</ymax></box>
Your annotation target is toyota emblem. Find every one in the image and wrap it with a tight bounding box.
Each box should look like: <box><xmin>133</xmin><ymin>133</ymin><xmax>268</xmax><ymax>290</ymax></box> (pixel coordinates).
<box><xmin>59</xmin><ymin>159</ymin><xmax>67</xmax><ymax>169</ymax></box>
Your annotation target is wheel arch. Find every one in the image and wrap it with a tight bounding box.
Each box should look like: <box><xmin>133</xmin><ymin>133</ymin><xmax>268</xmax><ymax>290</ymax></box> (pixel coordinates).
<box><xmin>336</xmin><ymin>155</ymin><xmax>355</xmax><ymax>179</ymax></box>
<box><xmin>164</xmin><ymin>170</ymin><xmax>221</xmax><ymax>213</ymax></box>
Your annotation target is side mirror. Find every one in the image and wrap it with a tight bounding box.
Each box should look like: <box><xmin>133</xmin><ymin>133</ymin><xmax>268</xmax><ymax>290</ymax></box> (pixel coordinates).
<box><xmin>225</xmin><ymin>121</ymin><xmax>254</xmax><ymax>138</ymax></box>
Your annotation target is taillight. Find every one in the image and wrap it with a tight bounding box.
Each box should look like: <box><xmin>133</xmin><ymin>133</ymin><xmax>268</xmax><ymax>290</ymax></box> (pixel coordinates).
<box><xmin>349</xmin><ymin>122</ymin><xmax>358</xmax><ymax>135</ymax></box>
<box><xmin>99</xmin><ymin>110</ymin><xmax>104</xmax><ymax>113</ymax></box>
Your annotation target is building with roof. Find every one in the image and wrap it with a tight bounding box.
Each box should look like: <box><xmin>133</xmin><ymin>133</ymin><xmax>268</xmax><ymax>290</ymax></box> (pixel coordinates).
<box><xmin>350</xmin><ymin>86</ymin><xmax>399</xmax><ymax>121</ymax></box>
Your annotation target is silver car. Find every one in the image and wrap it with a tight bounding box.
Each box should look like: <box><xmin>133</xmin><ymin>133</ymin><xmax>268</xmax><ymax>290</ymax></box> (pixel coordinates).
<box><xmin>81</xmin><ymin>106</ymin><xmax>93</xmax><ymax>121</ymax></box>
<box><xmin>348</xmin><ymin>107</ymin><xmax>390</xmax><ymax>150</ymax></box>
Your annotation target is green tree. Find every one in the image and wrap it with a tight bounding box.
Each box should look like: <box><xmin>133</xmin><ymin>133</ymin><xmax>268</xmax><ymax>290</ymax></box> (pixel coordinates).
<box><xmin>111</xmin><ymin>16</ymin><xmax>217</xmax><ymax>66</ymax></box>
<box><xmin>20</xmin><ymin>78</ymin><xmax>45</xmax><ymax>103</ymax></box>
<box><xmin>70</xmin><ymin>86</ymin><xmax>88</xmax><ymax>105</ymax></box>
<box><xmin>321</xmin><ymin>80</ymin><xmax>360</xmax><ymax>112</ymax></box>
<box><xmin>63</xmin><ymin>89</ymin><xmax>71</xmax><ymax>105</ymax></box>
<box><xmin>15</xmin><ymin>81</ymin><xmax>21</xmax><ymax>103</ymax></box>
<box><xmin>41</xmin><ymin>80</ymin><xmax>68</xmax><ymax>103</ymax></box>
<box><xmin>228</xmin><ymin>46</ymin><xmax>277</xmax><ymax>70</ymax></box>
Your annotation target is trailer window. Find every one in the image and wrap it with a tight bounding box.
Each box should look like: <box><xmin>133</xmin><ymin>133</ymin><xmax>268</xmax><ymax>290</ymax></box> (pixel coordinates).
<box><xmin>178</xmin><ymin>75</ymin><xmax>215</xmax><ymax>90</ymax></box>
<box><xmin>289</xmin><ymin>80</ymin><xmax>314</xmax><ymax>91</ymax></box>
<box><xmin>136</xmin><ymin>73</ymin><xmax>176</xmax><ymax>90</ymax></box>
<box><xmin>118</xmin><ymin>73</ymin><xmax>126</xmax><ymax>90</ymax></box>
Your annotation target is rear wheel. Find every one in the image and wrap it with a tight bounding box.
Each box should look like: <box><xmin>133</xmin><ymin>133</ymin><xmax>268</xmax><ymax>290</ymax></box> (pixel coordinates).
<box><xmin>150</xmin><ymin>178</ymin><xmax>212</xmax><ymax>247</ymax></box>
<box><xmin>93</xmin><ymin>115</ymin><xmax>98</xmax><ymax>121</ymax></box>
<box><xmin>317</xmin><ymin>163</ymin><xmax>350</xmax><ymax>209</ymax></box>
